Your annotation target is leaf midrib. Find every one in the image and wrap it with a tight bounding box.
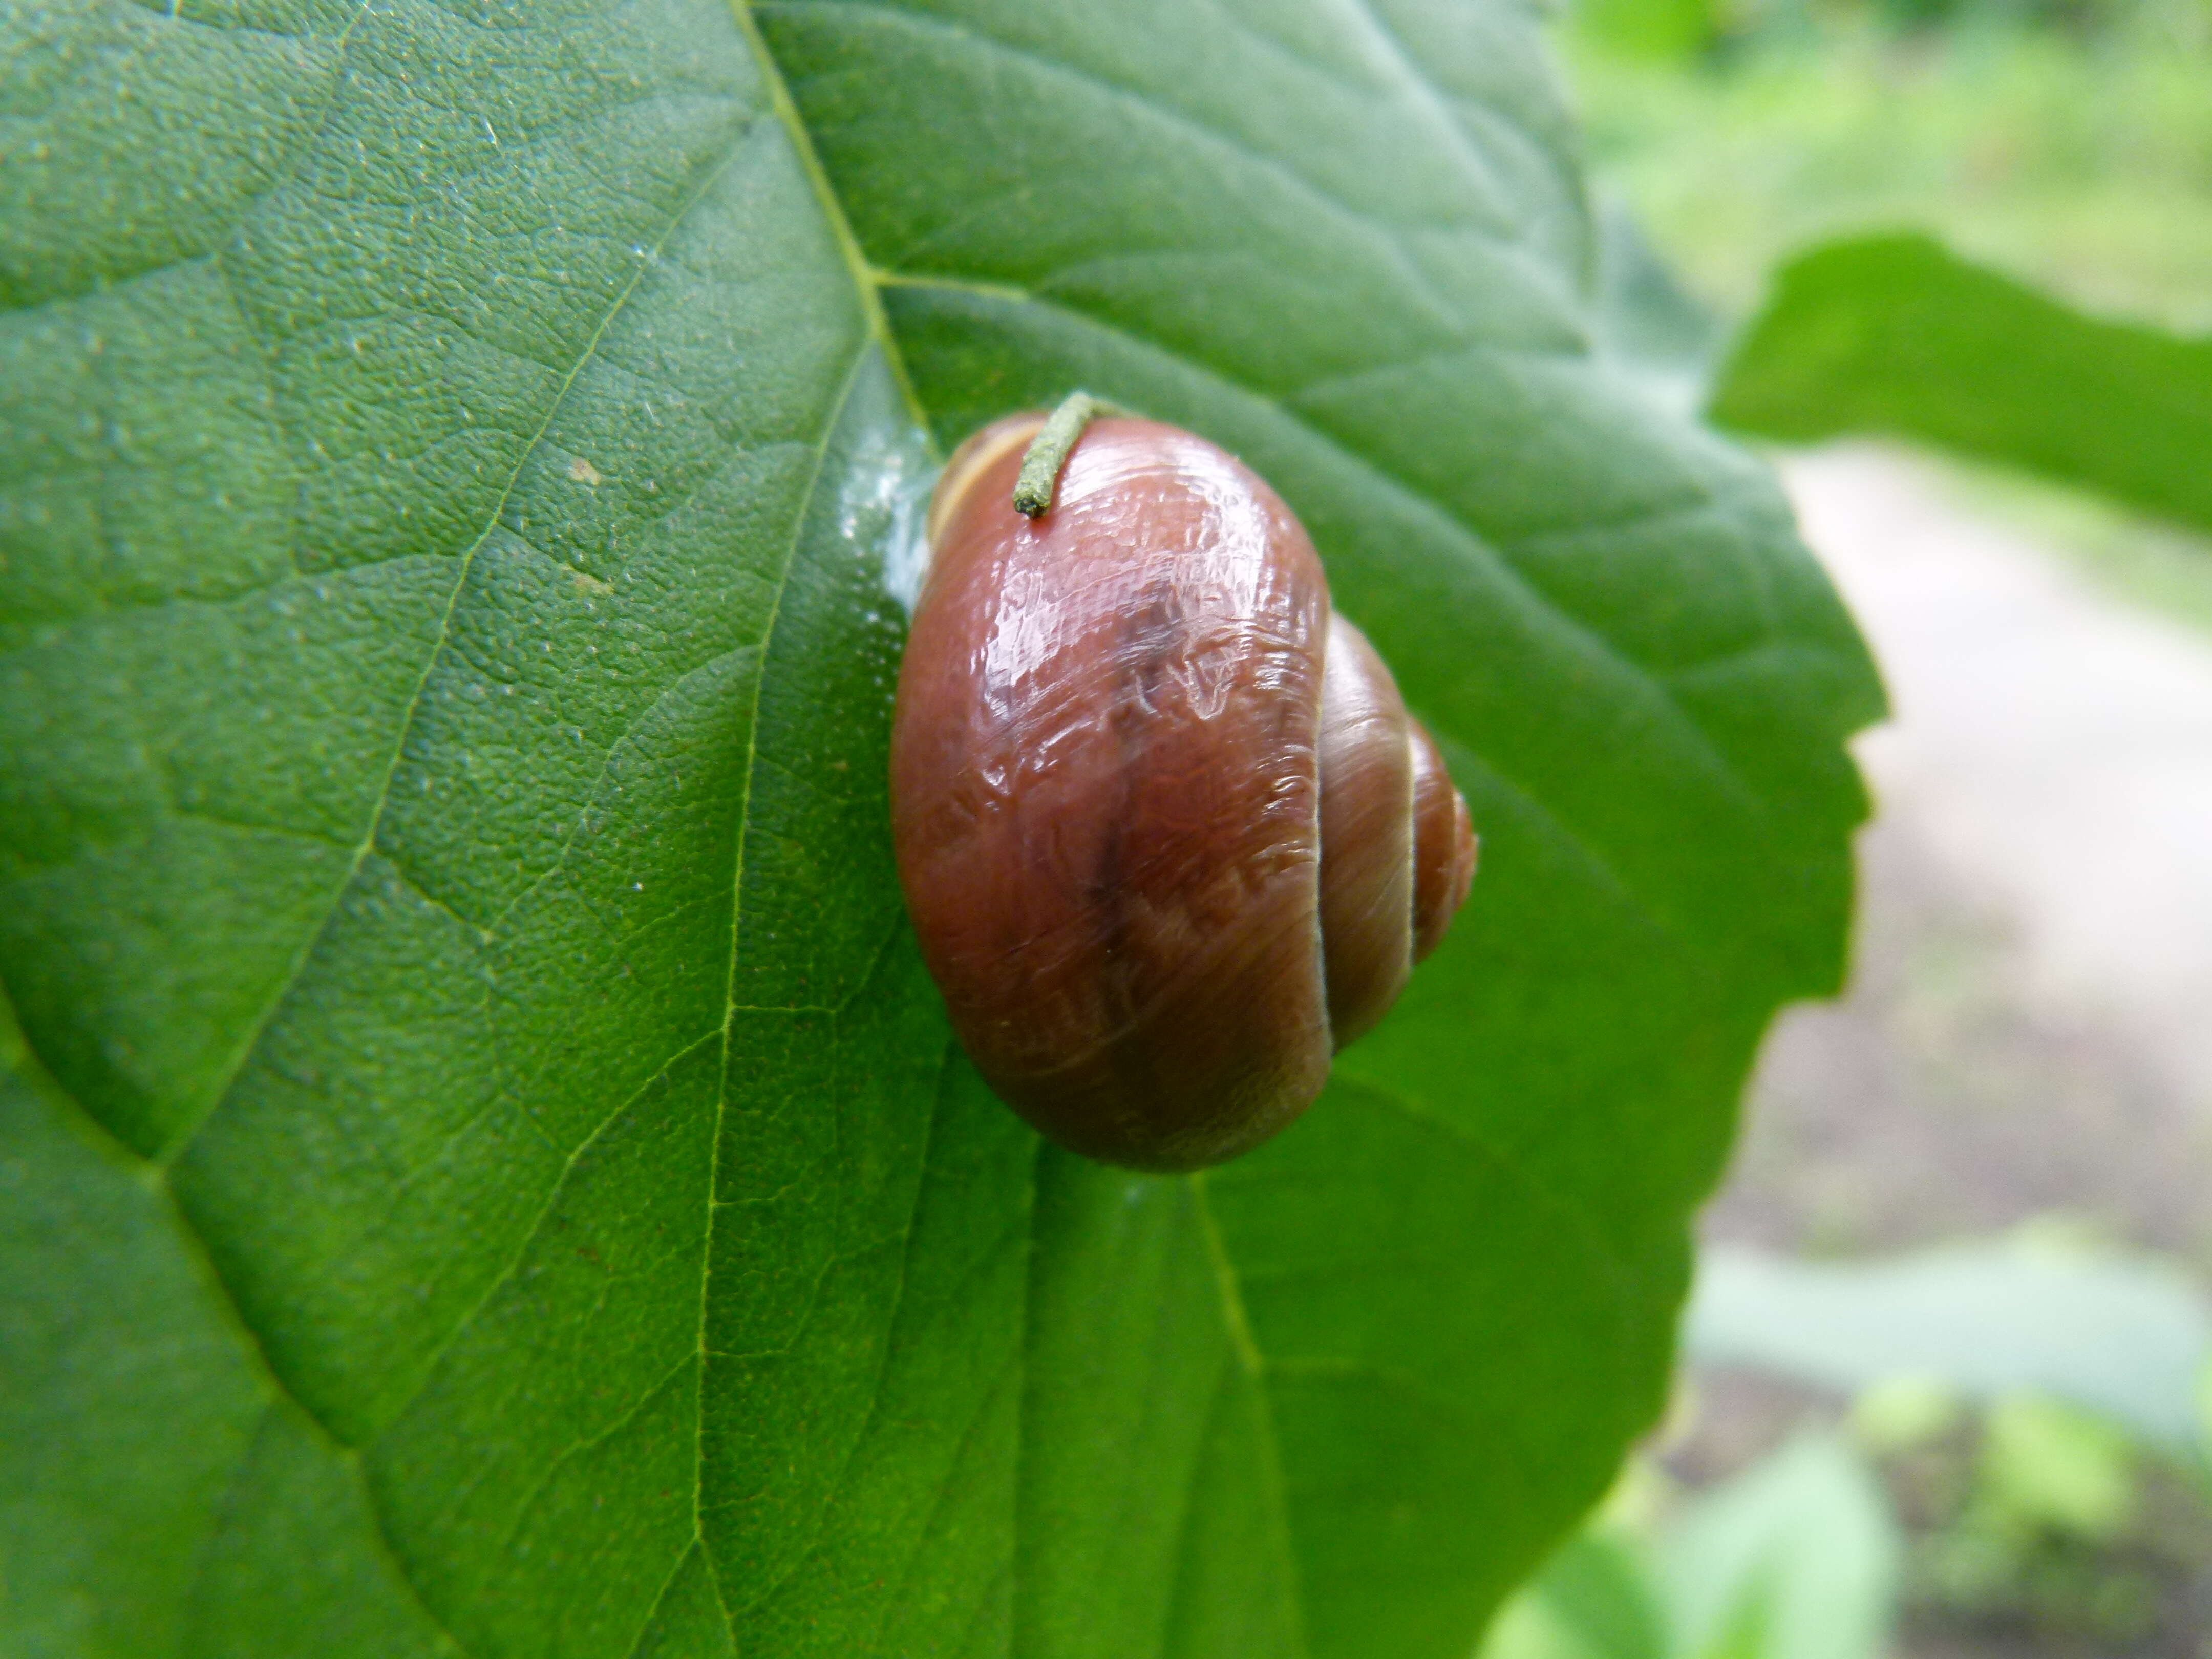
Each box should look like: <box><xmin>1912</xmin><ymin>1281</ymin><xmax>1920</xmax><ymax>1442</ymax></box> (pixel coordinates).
<box><xmin>689</xmin><ymin>333</ymin><xmax>877</xmax><ymax>1622</ymax></box>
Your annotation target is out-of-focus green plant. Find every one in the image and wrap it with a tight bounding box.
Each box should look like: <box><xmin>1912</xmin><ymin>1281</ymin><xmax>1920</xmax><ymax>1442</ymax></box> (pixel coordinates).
<box><xmin>1570</xmin><ymin>0</ymin><xmax>1726</xmax><ymax>62</ymax></box>
<box><xmin>1712</xmin><ymin>233</ymin><xmax>2212</xmax><ymax>540</ymax></box>
<box><xmin>1686</xmin><ymin>1236</ymin><xmax>2212</xmax><ymax>1454</ymax></box>
<box><xmin>1478</xmin><ymin>1437</ymin><xmax>1900</xmax><ymax>1659</ymax></box>
<box><xmin>1661</xmin><ymin>1437</ymin><xmax>1900</xmax><ymax>1659</ymax></box>
<box><xmin>1488</xmin><ymin>1237</ymin><xmax>2212</xmax><ymax>1659</ymax></box>
<box><xmin>1563</xmin><ymin>7</ymin><xmax>2212</xmax><ymax>329</ymax></box>
<box><xmin>1977</xmin><ymin>1395</ymin><xmax>2138</xmax><ymax>1541</ymax></box>
<box><xmin>1916</xmin><ymin>1394</ymin><xmax>2164</xmax><ymax>1641</ymax></box>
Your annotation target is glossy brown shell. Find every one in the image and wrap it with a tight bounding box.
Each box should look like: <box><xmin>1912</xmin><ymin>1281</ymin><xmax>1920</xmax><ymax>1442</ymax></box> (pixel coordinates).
<box><xmin>1315</xmin><ymin>615</ymin><xmax>1415</xmax><ymax>1047</ymax></box>
<box><xmin>892</xmin><ymin>413</ymin><xmax>1477</xmax><ymax>1171</ymax></box>
<box><xmin>1410</xmin><ymin>720</ymin><xmax>1478</xmax><ymax>963</ymax></box>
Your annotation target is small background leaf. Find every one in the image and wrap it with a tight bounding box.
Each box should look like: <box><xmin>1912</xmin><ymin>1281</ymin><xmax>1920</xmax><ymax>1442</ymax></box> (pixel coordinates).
<box><xmin>1477</xmin><ymin>1436</ymin><xmax>1899</xmax><ymax>1659</ymax></box>
<box><xmin>1687</xmin><ymin>1242</ymin><xmax>2212</xmax><ymax>1454</ymax></box>
<box><xmin>1712</xmin><ymin>232</ymin><xmax>2212</xmax><ymax>537</ymax></box>
<box><xmin>1659</xmin><ymin>1436</ymin><xmax>1898</xmax><ymax>1659</ymax></box>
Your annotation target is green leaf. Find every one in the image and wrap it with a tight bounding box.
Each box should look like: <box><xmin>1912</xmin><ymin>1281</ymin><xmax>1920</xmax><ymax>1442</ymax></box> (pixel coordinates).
<box><xmin>1712</xmin><ymin>232</ymin><xmax>2212</xmax><ymax>537</ymax></box>
<box><xmin>1977</xmin><ymin>1395</ymin><xmax>2136</xmax><ymax>1543</ymax></box>
<box><xmin>1480</xmin><ymin>1533</ymin><xmax>1670</xmax><ymax>1659</ymax></box>
<box><xmin>1568</xmin><ymin>0</ymin><xmax>1718</xmax><ymax>65</ymax></box>
<box><xmin>0</xmin><ymin>2</ymin><xmax>1880</xmax><ymax>1655</ymax></box>
<box><xmin>1687</xmin><ymin>1243</ymin><xmax>2212</xmax><ymax>1454</ymax></box>
<box><xmin>1477</xmin><ymin>1438</ymin><xmax>1900</xmax><ymax>1659</ymax></box>
<box><xmin>1658</xmin><ymin>1437</ymin><xmax>1898</xmax><ymax>1659</ymax></box>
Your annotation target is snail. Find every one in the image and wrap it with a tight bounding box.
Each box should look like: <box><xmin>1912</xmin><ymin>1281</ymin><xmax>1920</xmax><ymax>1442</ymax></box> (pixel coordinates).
<box><xmin>890</xmin><ymin>395</ymin><xmax>1477</xmax><ymax>1172</ymax></box>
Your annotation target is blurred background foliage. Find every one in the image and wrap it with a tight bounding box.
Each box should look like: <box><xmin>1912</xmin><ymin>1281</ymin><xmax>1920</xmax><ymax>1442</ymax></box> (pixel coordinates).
<box><xmin>1534</xmin><ymin>1</ymin><xmax>2212</xmax><ymax>1655</ymax></box>
<box><xmin>1567</xmin><ymin>0</ymin><xmax>2212</xmax><ymax>624</ymax></box>
<box><xmin>1479</xmin><ymin>1241</ymin><xmax>2212</xmax><ymax>1659</ymax></box>
<box><xmin>1564</xmin><ymin>0</ymin><xmax>2212</xmax><ymax>331</ymax></box>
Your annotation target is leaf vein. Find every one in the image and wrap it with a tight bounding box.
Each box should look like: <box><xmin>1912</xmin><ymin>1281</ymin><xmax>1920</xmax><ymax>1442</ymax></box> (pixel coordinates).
<box><xmin>161</xmin><ymin>118</ymin><xmax>756</xmax><ymax>1169</ymax></box>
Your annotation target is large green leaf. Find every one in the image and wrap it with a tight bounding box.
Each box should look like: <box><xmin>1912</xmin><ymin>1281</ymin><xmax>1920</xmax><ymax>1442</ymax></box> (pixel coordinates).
<box><xmin>0</xmin><ymin>2</ymin><xmax>1881</xmax><ymax>1655</ymax></box>
<box><xmin>1712</xmin><ymin>232</ymin><xmax>2212</xmax><ymax>537</ymax></box>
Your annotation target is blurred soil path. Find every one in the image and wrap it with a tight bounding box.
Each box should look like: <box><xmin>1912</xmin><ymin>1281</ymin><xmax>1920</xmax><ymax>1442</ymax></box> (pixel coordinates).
<box><xmin>1707</xmin><ymin>444</ymin><xmax>2212</xmax><ymax>1266</ymax></box>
